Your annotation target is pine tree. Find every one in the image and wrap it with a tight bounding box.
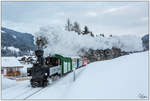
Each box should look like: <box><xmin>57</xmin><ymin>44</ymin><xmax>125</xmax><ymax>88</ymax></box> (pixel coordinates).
<box><xmin>83</xmin><ymin>26</ymin><xmax>90</xmax><ymax>35</ymax></box>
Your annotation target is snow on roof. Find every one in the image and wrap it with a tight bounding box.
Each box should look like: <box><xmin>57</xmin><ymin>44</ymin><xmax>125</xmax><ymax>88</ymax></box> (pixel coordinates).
<box><xmin>2</xmin><ymin>57</ymin><xmax>24</xmax><ymax>68</ymax></box>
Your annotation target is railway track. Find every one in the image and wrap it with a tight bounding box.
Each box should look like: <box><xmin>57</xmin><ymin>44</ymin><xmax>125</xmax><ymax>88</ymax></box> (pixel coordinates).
<box><xmin>9</xmin><ymin>67</ymin><xmax>85</xmax><ymax>100</ymax></box>
<box><xmin>23</xmin><ymin>75</ymin><xmax>67</xmax><ymax>99</ymax></box>
<box><xmin>23</xmin><ymin>88</ymin><xmax>44</xmax><ymax>100</ymax></box>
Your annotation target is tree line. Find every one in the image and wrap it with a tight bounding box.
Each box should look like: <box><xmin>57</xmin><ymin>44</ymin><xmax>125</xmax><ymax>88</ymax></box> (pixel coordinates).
<box><xmin>65</xmin><ymin>18</ymin><xmax>94</xmax><ymax>37</ymax></box>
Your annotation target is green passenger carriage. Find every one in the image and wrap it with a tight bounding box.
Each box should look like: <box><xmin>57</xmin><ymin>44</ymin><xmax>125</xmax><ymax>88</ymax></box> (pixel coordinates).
<box><xmin>54</xmin><ymin>54</ymin><xmax>72</xmax><ymax>75</ymax></box>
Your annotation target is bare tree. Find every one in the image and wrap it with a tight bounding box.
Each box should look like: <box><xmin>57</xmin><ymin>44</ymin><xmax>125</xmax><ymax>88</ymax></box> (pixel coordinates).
<box><xmin>65</xmin><ymin>18</ymin><xmax>72</xmax><ymax>31</ymax></box>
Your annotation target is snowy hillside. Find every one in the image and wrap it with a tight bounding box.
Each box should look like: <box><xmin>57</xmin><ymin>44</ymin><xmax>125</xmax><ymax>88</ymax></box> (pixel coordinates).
<box><xmin>1</xmin><ymin>27</ymin><xmax>36</xmax><ymax>56</ymax></box>
<box><xmin>2</xmin><ymin>51</ymin><xmax>148</xmax><ymax>99</ymax></box>
<box><xmin>35</xmin><ymin>26</ymin><xmax>143</xmax><ymax>56</ymax></box>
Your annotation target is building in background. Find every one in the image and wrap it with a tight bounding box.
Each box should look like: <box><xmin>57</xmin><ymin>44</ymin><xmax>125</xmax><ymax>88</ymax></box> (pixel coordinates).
<box><xmin>2</xmin><ymin>57</ymin><xmax>24</xmax><ymax>77</ymax></box>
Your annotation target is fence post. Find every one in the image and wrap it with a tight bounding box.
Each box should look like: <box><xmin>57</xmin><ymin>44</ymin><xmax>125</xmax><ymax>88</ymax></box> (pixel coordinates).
<box><xmin>73</xmin><ymin>68</ymin><xmax>76</xmax><ymax>81</ymax></box>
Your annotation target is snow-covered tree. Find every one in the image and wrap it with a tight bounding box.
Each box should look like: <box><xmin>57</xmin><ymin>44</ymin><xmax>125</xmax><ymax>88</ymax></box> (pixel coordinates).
<box><xmin>100</xmin><ymin>34</ymin><xmax>104</xmax><ymax>37</ymax></box>
<box><xmin>72</xmin><ymin>21</ymin><xmax>81</xmax><ymax>35</ymax></box>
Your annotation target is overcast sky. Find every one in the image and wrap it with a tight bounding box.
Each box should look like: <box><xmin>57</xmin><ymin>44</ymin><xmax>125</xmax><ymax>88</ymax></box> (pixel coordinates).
<box><xmin>2</xmin><ymin>1</ymin><xmax>149</xmax><ymax>36</ymax></box>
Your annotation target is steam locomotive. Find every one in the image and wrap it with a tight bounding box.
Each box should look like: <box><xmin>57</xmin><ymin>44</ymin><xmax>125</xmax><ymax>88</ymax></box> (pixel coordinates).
<box><xmin>27</xmin><ymin>49</ymin><xmax>88</xmax><ymax>88</ymax></box>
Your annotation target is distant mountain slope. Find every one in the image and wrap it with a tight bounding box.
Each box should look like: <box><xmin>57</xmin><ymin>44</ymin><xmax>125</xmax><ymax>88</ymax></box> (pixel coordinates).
<box><xmin>1</xmin><ymin>27</ymin><xmax>36</xmax><ymax>56</ymax></box>
<box><xmin>142</xmin><ymin>34</ymin><xmax>149</xmax><ymax>51</ymax></box>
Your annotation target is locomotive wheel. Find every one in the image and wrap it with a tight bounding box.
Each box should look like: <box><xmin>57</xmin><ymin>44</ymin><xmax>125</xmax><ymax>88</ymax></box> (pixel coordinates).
<box><xmin>31</xmin><ymin>81</ymin><xmax>39</xmax><ymax>88</ymax></box>
<box><xmin>52</xmin><ymin>75</ymin><xmax>59</xmax><ymax>81</ymax></box>
<box><xmin>43</xmin><ymin>82</ymin><xmax>47</xmax><ymax>87</ymax></box>
<box><xmin>43</xmin><ymin>80</ymin><xmax>48</xmax><ymax>87</ymax></box>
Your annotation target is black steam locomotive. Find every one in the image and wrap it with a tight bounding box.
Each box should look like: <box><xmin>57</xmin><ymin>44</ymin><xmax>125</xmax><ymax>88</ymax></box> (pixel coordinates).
<box><xmin>27</xmin><ymin>49</ymin><xmax>61</xmax><ymax>88</ymax></box>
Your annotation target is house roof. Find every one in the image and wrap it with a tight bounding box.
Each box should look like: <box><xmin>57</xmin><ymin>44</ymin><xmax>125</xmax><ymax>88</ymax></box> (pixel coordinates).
<box><xmin>2</xmin><ymin>57</ymin><xmax>24</xmax><ymax>68</ymax></box>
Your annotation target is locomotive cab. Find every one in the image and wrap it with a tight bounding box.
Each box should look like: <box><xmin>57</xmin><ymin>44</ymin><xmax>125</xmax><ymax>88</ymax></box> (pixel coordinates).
<box><xmin>45</xmin><ymin>56</ymin><xmax>62</xmax><ymax>77</ymax></box>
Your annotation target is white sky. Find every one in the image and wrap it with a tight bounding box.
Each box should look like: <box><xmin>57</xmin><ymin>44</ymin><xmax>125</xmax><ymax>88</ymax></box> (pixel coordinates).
<box><xmin>2</xmin><ymin>1</ymin><xmax>149</xmax><ymax>36</ymax></box>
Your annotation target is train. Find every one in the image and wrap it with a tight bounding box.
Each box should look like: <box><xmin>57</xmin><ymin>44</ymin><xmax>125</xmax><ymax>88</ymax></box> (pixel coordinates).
<box><xmin>27</xmin><ymin>49</ymin><xmax>88</xmax><ymax>88</ymax></box>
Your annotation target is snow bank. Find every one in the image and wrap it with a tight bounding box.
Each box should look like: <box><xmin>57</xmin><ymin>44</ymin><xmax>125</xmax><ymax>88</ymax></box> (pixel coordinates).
<box><xmin>2</xmin><ymin>76</ymin><xmax>31</xmax><ymax>99</ymax></box>
<box><xmin>35</xmin><ymin>25</ymin><xmax>143</xmax><ymax>56</ymax></box>
<box><xmin>2</xmin><ymin>75</ymin><xmax>18</xmax><ymax>90</ymax></box>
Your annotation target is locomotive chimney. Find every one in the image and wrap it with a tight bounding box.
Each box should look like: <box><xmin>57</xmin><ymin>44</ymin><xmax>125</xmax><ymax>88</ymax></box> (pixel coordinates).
<box><xmin>34</xmin><ymin>35</ymin><xmax>48</xmax><ymax>65</ymax></box>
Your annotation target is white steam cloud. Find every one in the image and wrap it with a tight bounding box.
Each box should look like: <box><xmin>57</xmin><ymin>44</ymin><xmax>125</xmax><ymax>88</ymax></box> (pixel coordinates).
<box><xmin>34</xmin><ymin>25</ymin><xmax>143</xmax><ymax>56</ymax></box>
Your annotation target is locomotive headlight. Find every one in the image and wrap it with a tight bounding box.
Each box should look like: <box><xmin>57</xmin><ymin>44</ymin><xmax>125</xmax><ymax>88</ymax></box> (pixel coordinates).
<box><xmin>45</xmin><ymin>73</ymin><xmax>48</xmax><ymax>76</ymax></box>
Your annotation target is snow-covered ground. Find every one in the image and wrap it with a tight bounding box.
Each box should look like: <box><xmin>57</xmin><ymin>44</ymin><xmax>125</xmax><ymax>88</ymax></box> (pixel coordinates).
<box><xmin>2</xmin><ymin>51</ymin><xmax>148</xmax><ymax>99</ymax></box>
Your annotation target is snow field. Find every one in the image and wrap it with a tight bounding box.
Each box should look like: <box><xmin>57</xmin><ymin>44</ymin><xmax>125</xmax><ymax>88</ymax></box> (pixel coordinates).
<box><xmin>2</xmin><ymin>66</ymin><xmax>86</xmax><ymax>99</ymax></box>
<box><xmin>30</xmin><ymin>51</ymin><xmax>148</xmax><ymax>99</ymax></box>
<box><xmin>2</xmin><ymin>51</ymin><xmax>148</xmax><ymax>99</ymax></box>
<box><xmin>65</xmin><ymin>52</ymin><xmax>148</xmax><ymax>99</ymax></box>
